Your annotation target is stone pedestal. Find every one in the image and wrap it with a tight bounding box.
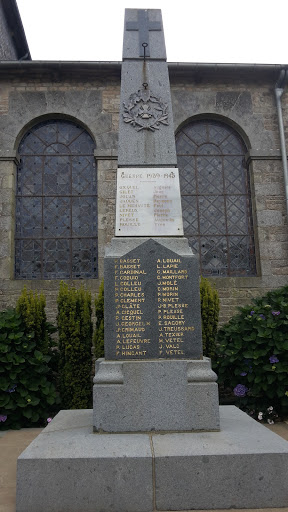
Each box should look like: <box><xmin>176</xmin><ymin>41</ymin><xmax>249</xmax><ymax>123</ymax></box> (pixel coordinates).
<box><xmin>16</xmin><ymin>407</ymin><xmax>288</xmax><ymax>512</ymax></box>
<box><xmin>98</xmin><ymin>235</ymin><xmax>220</xmax><ymax>433</ymax></box>
<box><xmin>93</xmin><ymin>358</ymin><xmax>220</xmax><ymax>432</ymax></box>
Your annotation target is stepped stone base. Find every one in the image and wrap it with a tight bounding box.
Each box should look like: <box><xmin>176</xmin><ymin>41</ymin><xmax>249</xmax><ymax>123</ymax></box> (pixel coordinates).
<box><xmin>16</xmin><ymin>407</ymin><xmax>288</xmax><ymax>512</ymax></box>
<box><xmin>93</xmin><ymin>357</ymin><xmax>220</xmax><ymax>432</ymax></box>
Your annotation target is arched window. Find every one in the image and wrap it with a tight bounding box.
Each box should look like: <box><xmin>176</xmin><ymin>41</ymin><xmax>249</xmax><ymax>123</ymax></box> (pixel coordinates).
<box><xmin>176</xmin><ymin>119</ymin><xmax>256</xmax><ymax>276</ymax></box>
<box><xmin>15</xmin><ymin>120</ymin><xmax>97</xmax><ymax>279</ymax></box>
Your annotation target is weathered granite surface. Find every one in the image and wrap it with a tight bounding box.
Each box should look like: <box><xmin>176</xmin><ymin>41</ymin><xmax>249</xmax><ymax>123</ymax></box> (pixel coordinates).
<box><xmin>123</xmin><ymin>9</ymin><xmax>166</xmax><ymax>60</ymax></box>
<box><xmin>93</xmin><ymin>358</ymin><xmax>220</xmax><ymax>432</ymax></box>
<box><xmin>118</xmin><ymin>9</ymin><xmax>177</xmax><ymax>167</ymax></box>
<box><xmin>16</xmin><ymin>407</ymin><xmax>288</xmax><ymax>511</ymax></box>
<box><xmin>104</xmin><ymin>238</ymin><xmax>202</xmax><ymax>360</ymax></box>
<box><xmin>118</xmin><ymin>61</ymin><xmax>177</xmax><ymax>167</ymax></box>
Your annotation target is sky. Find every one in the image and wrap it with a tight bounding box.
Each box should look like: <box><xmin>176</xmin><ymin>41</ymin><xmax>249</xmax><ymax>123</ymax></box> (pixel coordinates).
<box><xmin>17</xmin><ymin>0</ymin><xmax>288</xmax><ymax>65</ymax></box>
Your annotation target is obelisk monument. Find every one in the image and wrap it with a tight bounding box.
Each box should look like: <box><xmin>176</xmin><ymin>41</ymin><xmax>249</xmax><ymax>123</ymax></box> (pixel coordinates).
<box><xmin>16</xmin><ymin>10</ymin><xmax>288</xmax><ymax>512</ymax></box>
<box><xmin>93</xmin><ymin>8</ymin><xmax>220</xmax><ymax>431</ymax></box>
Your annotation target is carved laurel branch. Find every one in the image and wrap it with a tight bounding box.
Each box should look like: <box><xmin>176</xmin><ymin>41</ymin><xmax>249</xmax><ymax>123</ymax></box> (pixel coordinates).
<box><xmin>123</xmin><ymin>91</ymin><xmax>169</xmax><ymax>132</ymax></box>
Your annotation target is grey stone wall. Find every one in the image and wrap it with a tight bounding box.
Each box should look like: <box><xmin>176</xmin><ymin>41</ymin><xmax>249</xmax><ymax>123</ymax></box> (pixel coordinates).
<box><xmin>0</xmin><ymin>68</ymin><xmax>120</xmax><ymax>319</ymax></box>
<box><xmin>169</xmin><ymin>72</ymin><xmax>288</xmax><ymax>322</ymax></box>
<box><xmin>0</xmin><ymin>64</ymin><xmax>287</xmax><ymax>324</ymax></box>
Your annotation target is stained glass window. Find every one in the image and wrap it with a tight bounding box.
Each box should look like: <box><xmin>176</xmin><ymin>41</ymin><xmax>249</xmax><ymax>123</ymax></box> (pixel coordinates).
<box><xmin>176</xmin><ymin>120</ymin><xmax>256</xmax><ymax>276</ymax></box>
<box><xmin>15</xmin><ymin>120</ymin><xmax>97</xmax><ymax>279</ymax></box>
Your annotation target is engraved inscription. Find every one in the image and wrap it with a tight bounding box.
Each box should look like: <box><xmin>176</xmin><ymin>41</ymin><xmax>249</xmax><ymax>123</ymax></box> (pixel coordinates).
<box><xmin>105</xmin><ymin>241</ymin><xmax>202</xmax><ymax>360</ymax></box>
<box><xmin>157</xmin><ymin>258</ymin><xmax>195</xmax><ymax>357</ymax></box>
<box><xmin>115</xmin><ymin>168</ymin><xmax>184</xmax><ymax>236</ymax></box>
<box><xmin>114</xmin><ymin>257</ymin><xmax>150</xmax><ymax>358</ymax></box>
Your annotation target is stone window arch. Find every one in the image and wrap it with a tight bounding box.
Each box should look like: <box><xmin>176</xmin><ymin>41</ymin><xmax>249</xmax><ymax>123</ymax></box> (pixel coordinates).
<box><xmin>15</xmin><ymin>119</ymin><xmax>97</xmax><ymax>279</ymax></box>
<box><xmin>176</xmin><ymin>119</ymin><xmax>256</xmax><ymax>276</ymax></box>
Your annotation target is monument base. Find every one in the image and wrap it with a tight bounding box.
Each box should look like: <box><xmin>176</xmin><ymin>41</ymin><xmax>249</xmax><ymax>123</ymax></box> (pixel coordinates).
<box><xmin>16</xmin><ymin>407</ymin><xmax>288</xmax><ymax>512</ymax></box>
<box><xmin>93</xmin><ymin>357</ymin><xmax>220</xmax><ymax>432</ymax></box>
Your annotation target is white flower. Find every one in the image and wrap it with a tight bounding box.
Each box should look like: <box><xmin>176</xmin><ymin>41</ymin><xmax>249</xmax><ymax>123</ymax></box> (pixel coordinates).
<box><xmin>258</xmin><ymin>412</ymin><xmax>263</xmax><ymax>420</ymax></box>
<box><xmin>267</xmin><ymin>419</ymin><xmax>274</xmax><ymax>425</ymax></box>
<box><xmin>267</xmin><ymin>406</ymin><xmax>273</xmax><ymax>412</ymax></box>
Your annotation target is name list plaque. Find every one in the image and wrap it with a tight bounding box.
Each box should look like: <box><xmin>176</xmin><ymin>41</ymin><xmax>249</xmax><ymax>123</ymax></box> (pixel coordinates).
<box><xmin>104</xmin><ymin>239</ymin><xmax>202</xmax><ymax>360</ymax></box>
<box><xmin>115</xmin><ymin>168</ymin><xmax>184</xmax><ymax>236</ymax></box>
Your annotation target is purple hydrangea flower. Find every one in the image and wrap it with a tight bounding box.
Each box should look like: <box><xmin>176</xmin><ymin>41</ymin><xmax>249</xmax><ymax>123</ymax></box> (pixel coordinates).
<box><xmin>0</xmin><ymin>415</ymin><xmax>7</xmax><ymax>422</ymax></box>
<box><xmin>240</xmin><ymin>372</ymin><xmax>247</xmax><ymax>376</ymax></box>
<box><xmin>272</xmin><ymin>311</ymin><xmax>280</xmax><ymax>316</ymax></box>
<box><xmin>233</xmin><ymin>384</ymin><xmax>249</xmax><ymax>397</ymax></box>
<box><xmin>250</xmin><ymin>310</ymin><xmax>255</xmax><ymax>315</ymax></box>
<box><xmin>258</xmin><ymin>314</ymin><xmax>266</xmax><ymax>320</ymax></box>
<box><xmin>6</xmin><ymin>384</ymin><xmax>17</xmax><ymax>393</ymax></box>
<box><xmin>244</xmin><ymin>359</ymin><xmax>252</xmax><ymax>372</ymax></box>
<box><xmin>269</xmin><ymin>355</ymin><xmax>279</xmax><ymax>364</ymax></box>
<box><xmin>47</xmin><ymin>417</ymin><xmax>52</xmax><ymax>423</ymax></box>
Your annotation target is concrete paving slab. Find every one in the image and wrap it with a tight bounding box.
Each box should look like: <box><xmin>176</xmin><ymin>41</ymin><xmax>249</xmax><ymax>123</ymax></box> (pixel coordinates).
<box><xmin>0</xmin><ymin>428</ymin><xmax>42</xmax><ymax>512</ymax></box>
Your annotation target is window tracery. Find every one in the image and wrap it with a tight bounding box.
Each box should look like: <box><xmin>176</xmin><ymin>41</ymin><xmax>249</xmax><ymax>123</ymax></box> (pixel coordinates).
<box><xmin>176</xmin><ymin>120</ymin><xmax>256</xmax><ymax>276</ymax></box>
<box><xmin>15</xmin><ymin>120</ymin><xmax>97</xmax><ymax>279</ymax></box>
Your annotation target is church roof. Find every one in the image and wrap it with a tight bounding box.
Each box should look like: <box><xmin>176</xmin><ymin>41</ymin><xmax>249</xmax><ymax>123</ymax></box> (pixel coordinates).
<box><xmin>1</xmin><ymin>0</ymin><xmax>31</xmax><ymax>60</ymax></box>
<box><xmin>0</xmin><ymin>60</ymin><xmax>285</xmax><ymax>82</ymax></box>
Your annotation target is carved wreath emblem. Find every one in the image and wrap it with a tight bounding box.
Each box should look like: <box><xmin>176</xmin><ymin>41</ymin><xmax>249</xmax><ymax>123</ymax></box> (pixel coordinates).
<box><xmin>123</xmin><ymin>88</ymin><xmax>169</xmax><ymax>132</ymax></box>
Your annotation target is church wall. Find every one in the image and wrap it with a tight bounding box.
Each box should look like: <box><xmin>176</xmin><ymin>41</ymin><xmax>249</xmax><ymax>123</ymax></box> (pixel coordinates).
<box><xmin>0</xmin><ymin>71</ymin><xmax>120</xmax><ymax>320</ymax></box>
<box><xmin>0</xmin><ymin>66</ymin><xmax>287</xmax><ymax>324</ymax></box>
<box><xmin>170</xmin><ymin>73</ymin><xmax>288</xmax><ymax>323</ymax></box>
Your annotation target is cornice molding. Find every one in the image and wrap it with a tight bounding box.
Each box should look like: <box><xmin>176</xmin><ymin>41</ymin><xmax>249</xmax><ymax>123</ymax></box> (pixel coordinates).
<box><xmin>245</xmin><ymin>149</ymin><xmax>282</xmax><ymax>165</ymax></box>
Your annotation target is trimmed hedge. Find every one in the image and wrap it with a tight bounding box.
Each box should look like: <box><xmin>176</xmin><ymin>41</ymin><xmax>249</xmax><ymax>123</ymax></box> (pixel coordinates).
<box><xmin>57</xmin><ymin>282</ymin><xmax>93</xmax><ymax>409</ymax></box>
<box><xmin>94</xmin><ymin>280</ymin><xmax>104</xmax><ymax>359</ymax></box>
<box><xmin>200</xmin><ymin>277</ymin><xmax>219</xmax><ymax>359</ymax></box>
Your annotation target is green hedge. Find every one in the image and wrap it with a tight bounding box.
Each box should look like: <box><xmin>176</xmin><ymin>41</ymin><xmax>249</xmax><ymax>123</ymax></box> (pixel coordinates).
<box><xmin>200</xmin><ymin>277</ymin><xmax>219</xmax><ymax>359</ymax></box>
<box><xmin>57</xmin><ymin>282</ymin><xmax>93</xmax><ymax>409</ymax></box>
<box><xmin>93</xmin><ymin>280</ymin><xmax>104</xmax><ymax>359</ymax></box>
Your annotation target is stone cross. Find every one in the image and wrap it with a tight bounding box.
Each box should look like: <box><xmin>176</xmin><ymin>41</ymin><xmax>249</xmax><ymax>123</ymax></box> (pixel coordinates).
<box><xmin>123</xmin><ymin>8</ymin><xmax>166</xmax><ymax>61</ymax></box>
<box><xmin>126</xmin><ymin>10</ymin><xmax>162</xmax><ymax>57</ymax></box>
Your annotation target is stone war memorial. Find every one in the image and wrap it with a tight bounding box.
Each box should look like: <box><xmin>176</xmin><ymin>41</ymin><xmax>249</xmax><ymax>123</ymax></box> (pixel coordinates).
<box><xmin>16</xmin><ymin>9</ymin><xmax>288</xmax><ymax>512</ymax></box>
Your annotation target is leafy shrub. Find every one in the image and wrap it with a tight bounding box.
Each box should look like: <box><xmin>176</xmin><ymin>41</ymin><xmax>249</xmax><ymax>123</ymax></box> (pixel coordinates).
<box><xmin>94</xmin><ymin>280</ymin><xmax>104</xmax><ymax>359</ymax></box>
<box><xmin>16</xmin><ymin>285</ymin><xmax>60</xmax><ymax>394</ymax></box>
<box><xmin>216</xmin><ymin>285</ymin><xmax>288</xmax><ymax>420</ymax></box>
<box><xmin>16</xmin><ymin>286</ymin><xmax>50</xmax><ymax>354</ymax></box>
<box><xmin>57</xmin><ymin>282</ymin><xmax>93</xmax><ymax>409</ymax></box>
<box><xmin>16</xmin><ymin>286</ymin><xmax>58</xmax><ymax>366</ymax></box>
<box><xmin>200</xmin><ymin>277</ymin><xmax>220</xmax><ymax>359</ymax></box>
<box><xmin>0</xmin><ymin>308</ymin><xmax>59</xmax><ymax>430</ymax></box>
